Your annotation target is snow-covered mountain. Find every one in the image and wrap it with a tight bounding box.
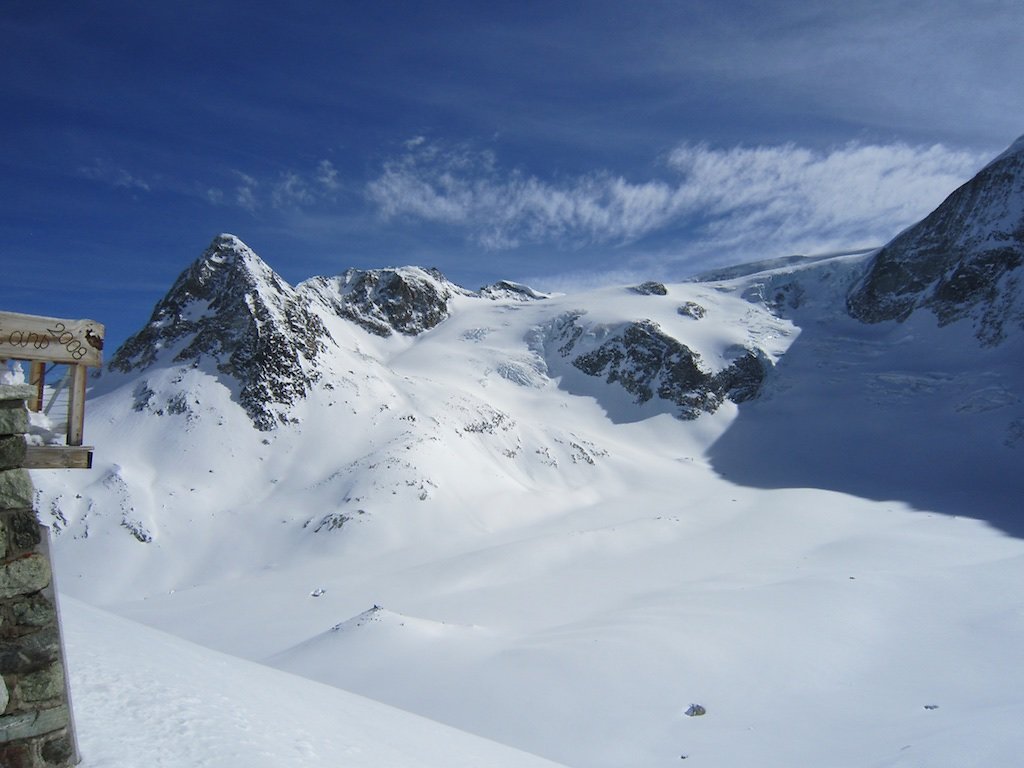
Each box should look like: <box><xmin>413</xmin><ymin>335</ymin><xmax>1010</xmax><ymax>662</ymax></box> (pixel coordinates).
<box><xmin>28</xmin><ymin>135</ymin><xmax>1024</xmax><ymax>768</ymax></box>
<box><xmin>103</xmin><ymin>233</ymin><xmax>776</xmax><ymax>433</ymax></box>
<box><xmin>848</xmin><ymin>134</ymin><xmax>1024</xmax><ymax>345</ymax></box>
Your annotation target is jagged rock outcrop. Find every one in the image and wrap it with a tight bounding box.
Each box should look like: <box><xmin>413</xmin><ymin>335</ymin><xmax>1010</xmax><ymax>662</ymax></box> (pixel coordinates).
<box><xmin>677</xmin><ymin>301</ymin><xmax>706</xmax><ymax>319</ymax></box>
<box><xmin>631</xmin><ymin>281</ymin><xmax>668</xmax><ymax>296</ymax></box>
<box><xmin>478</xmin><ymin>280</ymin><xmax>549</xmax><ymax>302</ymax></box>
<box><xmin>300</xmin><ymin>267</ymin><xmax>469</xmax><ymax>337</ymax></box>
<box><xmin>713</xmin><ymin>347</ymin><xmax>773</xmax><ymax>404</ymax></box>
<box><xmin>552</xmin><ymin>316</ymin><xmax>771</xmax><ymax>419</ymax></box>
<box><xmin>848</xmin><ymin>135</ymin><xmax>1024</xmax><ymax>345</ymax></box>
<box><xmin>109</xmin><ymin>234</ymin><xmax>330</xmax><ymax>430</ymax></box>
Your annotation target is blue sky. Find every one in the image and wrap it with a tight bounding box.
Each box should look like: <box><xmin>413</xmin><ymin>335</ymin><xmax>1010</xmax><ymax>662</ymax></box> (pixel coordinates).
<box><xmin>3</xmin><ymin>0</ymin><xmax>1022</xmax><ymax>353</ymax></box>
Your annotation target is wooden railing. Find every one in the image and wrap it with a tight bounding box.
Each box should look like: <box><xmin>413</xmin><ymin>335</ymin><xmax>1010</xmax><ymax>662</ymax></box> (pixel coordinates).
<box><xmin>0</xmin><ymin>310</ymin><xmax>104</xmax><ymax>469</ymax></box>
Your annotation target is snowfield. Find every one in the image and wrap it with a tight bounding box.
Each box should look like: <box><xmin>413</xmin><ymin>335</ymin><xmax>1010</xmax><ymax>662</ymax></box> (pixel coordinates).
<box><xmin>64</xmin><ymin>598</ymin><xmax>569</xmax><ymax>768</ymax></box>
<box><xmin>26</xmin><ymin>232</ymin><xmax>1024</xmax><ymax>767</ymax></box>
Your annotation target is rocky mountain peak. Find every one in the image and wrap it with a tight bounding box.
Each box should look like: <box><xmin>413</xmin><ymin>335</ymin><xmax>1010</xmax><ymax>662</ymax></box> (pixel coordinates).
<box><xmin>110</xmin><ymin>234</ymin><xmax>288</xmax><ymax>367</ymax></box>
<box><xmin>848</xmin><ymin>135</ymin><xmax>1024</xmax><ymax>344</ymax></box>
<box><xmin>300</xmin><ymin>266</ymin><xmax>471</xmax><ymax>337</ymax></box>
<box><xmin>109</xmin><ymin>234</ymin><xmax>331</xmax><ymax>430</ymax></box>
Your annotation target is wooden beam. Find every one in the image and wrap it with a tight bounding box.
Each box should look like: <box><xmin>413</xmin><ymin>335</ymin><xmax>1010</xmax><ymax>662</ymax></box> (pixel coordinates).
<box><xmin>24</xmin><ymin>445</ymin><xmax>93</xmax><ymax>470</ymax></box>
<box><xmin>67</xmin><ymin>364</ymin><xmax>87</xmax><ymax>447</ymax></box>
<box><xmin>28</xmin><ymin>361</ymin><xmax>45</xmax><ymax>412</ymax></box>
<box><xmin>0</xmin><ymin>311</ymin><xmax>104</xmax><ymax>367</ymax></box>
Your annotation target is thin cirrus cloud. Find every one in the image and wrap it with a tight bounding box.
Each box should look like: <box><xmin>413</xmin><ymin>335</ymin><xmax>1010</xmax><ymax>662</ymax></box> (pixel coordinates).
<box><xmin>365</xmin><ymin>139</ymin><xmax>988</xmax><ymax>258</ymax></box>
<box><xmin>205</xmin><ymin>160</ymin><xmax>342</xmax><ymax>213</ymax></box>
<box><xmin>78</xmin><ymin>159</ymin><xmax>151</xmax><ymax>192</ymax></box>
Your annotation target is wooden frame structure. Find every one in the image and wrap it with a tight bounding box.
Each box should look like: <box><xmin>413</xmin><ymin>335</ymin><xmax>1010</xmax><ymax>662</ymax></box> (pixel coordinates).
<box><xmin>0</xmin><ymin>310</ymin><xmax>104</xmax><ymax>469</ymax></box>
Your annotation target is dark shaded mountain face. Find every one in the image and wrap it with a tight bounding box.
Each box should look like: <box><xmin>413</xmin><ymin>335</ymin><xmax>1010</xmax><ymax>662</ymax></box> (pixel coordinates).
<box><xmin>109</xmin><ymin>234</ymin><xmax>330</xmax><ymax>430</ymax></box>
<box><xmin>848</xmin><ymin>136</ymin><xmax>1024</xmax><ymax>345</ymax></box>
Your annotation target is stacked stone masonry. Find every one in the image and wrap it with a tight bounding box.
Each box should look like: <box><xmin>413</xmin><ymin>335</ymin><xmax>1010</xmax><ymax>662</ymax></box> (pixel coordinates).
<box><xmin>0</xmin><ymin>385</ymin><xmax>78</xmax><ymax>768</ymax></box>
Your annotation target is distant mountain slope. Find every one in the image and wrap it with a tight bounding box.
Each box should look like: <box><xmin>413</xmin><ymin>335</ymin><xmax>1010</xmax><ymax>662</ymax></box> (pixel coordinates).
<box><xmin>848</xmin><ymin>134</ymin><xmax>1024</xmax><ymax>344</ymax></box>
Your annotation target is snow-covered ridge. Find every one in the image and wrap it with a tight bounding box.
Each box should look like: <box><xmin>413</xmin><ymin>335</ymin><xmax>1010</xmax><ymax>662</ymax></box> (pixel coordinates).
<box><xmin>103</xmin><ymin>233</ymin><xmax>789</xmax><ymax>431</ymax></box>
<box><xmin>848</xmin><ymin>134</ymin><xmax>1024</xmax><ymax>344</ymax></box>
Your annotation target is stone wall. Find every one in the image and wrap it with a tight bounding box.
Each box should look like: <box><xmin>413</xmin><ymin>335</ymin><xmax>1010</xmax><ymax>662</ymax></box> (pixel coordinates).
<box><xmin>0</xmin><ymin>384</ymin><xmax>79</xmax><ymax>767</ymax></box>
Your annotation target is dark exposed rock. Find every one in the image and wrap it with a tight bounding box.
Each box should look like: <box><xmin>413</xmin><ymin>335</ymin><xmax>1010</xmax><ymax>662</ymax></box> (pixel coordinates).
<box><xmin>677</xmin><ymin>301</ymin><xmax>706</xmax><ymax>320</ymax></box>
<box><xmin>632</xmin><ymin>281</ymin><xmax>668</xmax><ymax>296</ymax></box>
<box><xmin>562</xmin><ymin>318</ymin><xmax>771</xmax><ymax>419</ymax></box>
<box><xmin>478</xmin><ymin>280</ymin><xmax>549</xmax><ymax>301</ymax></box>
<box><xmin>848</xmin><ymin>135</ymin><xmax>1024</xmax><ymax>344</ymax></box>
<box><xmin>713</xmin><ymin>348</ymin><xmax>772</xmax><ymax>403</ymax></box>
<box><xmin>300</xmin><ymin>267</ymin><xmax>469</xmax><ymax>337</ymax></box>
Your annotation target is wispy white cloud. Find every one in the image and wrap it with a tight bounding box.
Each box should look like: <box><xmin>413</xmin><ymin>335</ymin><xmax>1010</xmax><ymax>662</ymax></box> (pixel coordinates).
<box><xmin>232</xmin><ymin>171</ymin><xmax>260</xmax><ymax>212</ymax></box>
<box><xmin>663</xmin><ymin>141</ymin><xmax>986</xmax><ymax>256</ymax></box>
<box><xmin>364</xmin><ymin>139</ymin><xmax>988</xmax><ymax>260</ymax></box>
<box><xmin>365</xmin><ymin>143</ymin><xmax>684</xmax><ymax>248</ymax></box>
<box><xmin>316</xmin><ymin>159</ymin><xmax>339</xmax><ymax>191</ymax></box>
<box><xmin>271</xmin><ymin>170</ymin><xmax>315</xmax><ymax>209</ymax></box>
<box><xmin>206</xmin><ymin>160</ymin><xmax>342</xmax><ymax>213</ymax></box>
<box><xmin>78</xmin><ymin>159</ymin><xmax>151</xmax><ymax>191</ymax></box>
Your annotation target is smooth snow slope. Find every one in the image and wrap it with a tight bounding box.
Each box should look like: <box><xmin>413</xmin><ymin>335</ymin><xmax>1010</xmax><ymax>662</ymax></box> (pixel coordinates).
<box><xmin>64</xmin><ymin>597</ymin><xmax>569</xmax><ymax>768</ymax></box>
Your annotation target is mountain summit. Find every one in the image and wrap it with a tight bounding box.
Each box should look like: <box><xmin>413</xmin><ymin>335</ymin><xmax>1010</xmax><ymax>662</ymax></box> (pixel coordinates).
<box><xmin>848</xmin><ymin>134</ymin><xmax>1024</xmax><ymax>344</ymax></box>
<box><xmin>109</xmin><ymin>233</ymin><xmax>330</xmax><ymax>429</ymax></box>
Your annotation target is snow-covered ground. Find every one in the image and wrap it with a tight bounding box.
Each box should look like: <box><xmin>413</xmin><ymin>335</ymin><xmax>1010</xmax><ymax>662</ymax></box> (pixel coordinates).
<box><xmin>26</xmin><ymin>249</ymin><xmax>1024</xmax><ymax>767</ymax></box>
<box><xmin>63</xmin><ymin>597</ymin><xmax>569</xmax><ymax>768</ymax></box>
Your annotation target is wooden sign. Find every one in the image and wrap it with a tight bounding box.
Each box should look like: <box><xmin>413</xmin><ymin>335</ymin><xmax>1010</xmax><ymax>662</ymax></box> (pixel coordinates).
<box><xmin>0</xmin><ymin>311</ymin><xmax>105</xmax><ymax>367</ymax></box>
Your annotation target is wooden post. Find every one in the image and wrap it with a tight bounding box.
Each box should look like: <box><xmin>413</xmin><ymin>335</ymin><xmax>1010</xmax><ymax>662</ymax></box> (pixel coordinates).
<box><xmin>29</xmin><ymin>362</ymin><xmax>45</xmax><ymax>412</ymax></box>
<box><xmin>67</xmin><ymin>366</ymin><xmax>87</xmax><ymax>448</ymax></box>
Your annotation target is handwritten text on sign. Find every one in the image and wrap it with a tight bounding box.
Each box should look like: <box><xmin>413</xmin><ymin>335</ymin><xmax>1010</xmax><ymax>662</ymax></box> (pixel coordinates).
<box><xmin>0</xmin><ymin>311</ymin><xmax>105</xmax><ymax>367</ymax></box>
